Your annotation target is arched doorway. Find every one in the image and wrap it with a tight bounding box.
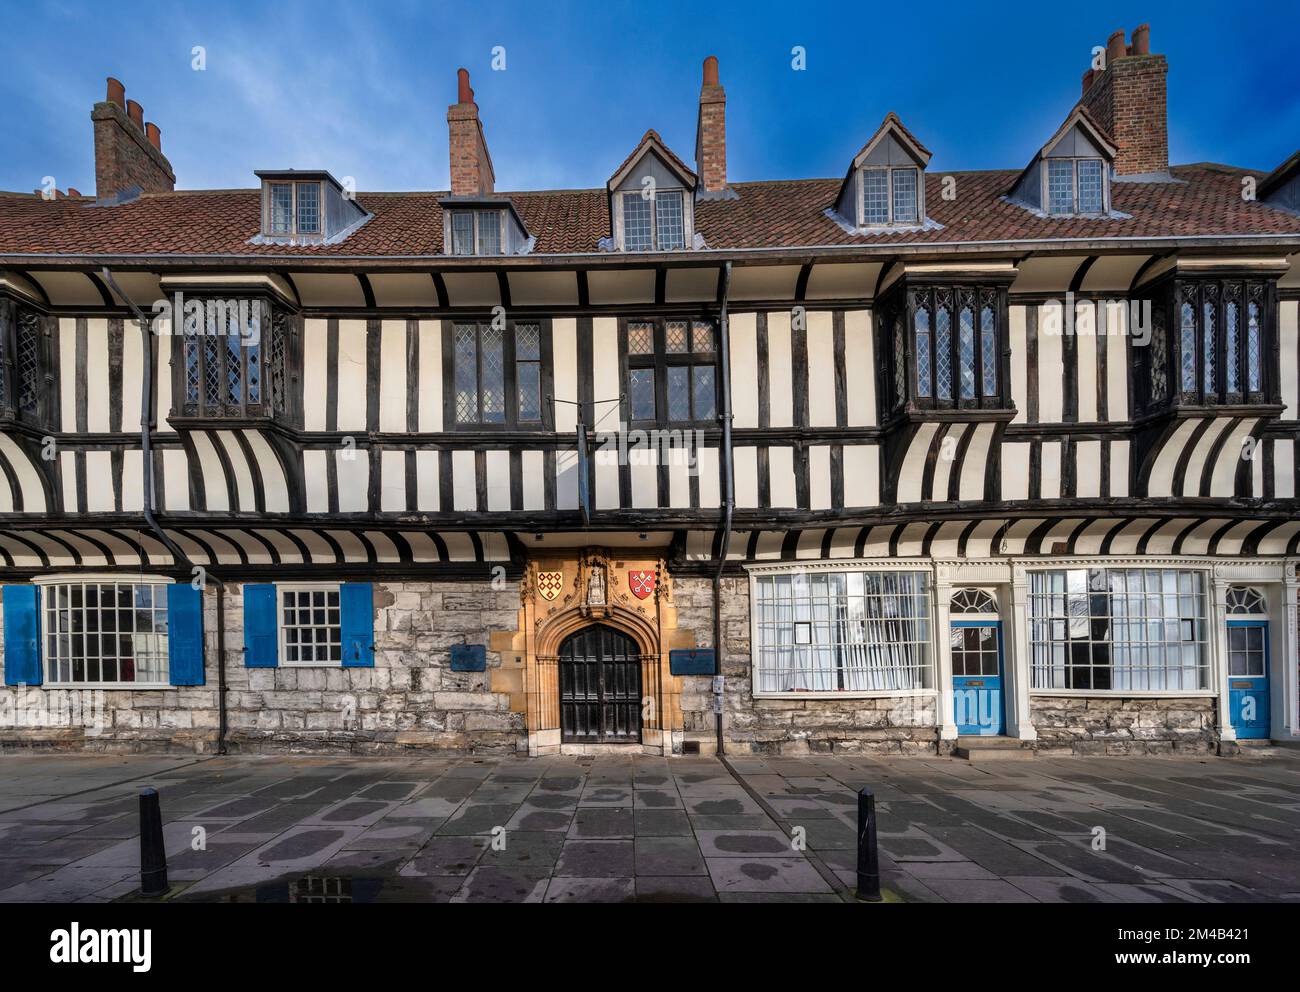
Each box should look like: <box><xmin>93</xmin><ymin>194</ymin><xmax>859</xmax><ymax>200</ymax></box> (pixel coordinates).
<box><xmin>558</xmin><ymin>624</ymin><xmax>642</xmax><ymax>743</ymax></box>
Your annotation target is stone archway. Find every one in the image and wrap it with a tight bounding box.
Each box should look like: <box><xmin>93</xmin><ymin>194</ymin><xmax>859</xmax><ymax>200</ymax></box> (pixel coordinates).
<box><xmin>490</xmin><ymin>549</ymin><xmax>693</xmax><ymax>755</ymax></box>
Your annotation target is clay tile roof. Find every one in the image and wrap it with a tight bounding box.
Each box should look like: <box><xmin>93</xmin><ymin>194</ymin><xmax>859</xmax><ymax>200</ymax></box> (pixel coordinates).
<box><xmin>0</xmin><ymin>164</ymin><xmax>1298</xmax><ymax>259</ymax></box>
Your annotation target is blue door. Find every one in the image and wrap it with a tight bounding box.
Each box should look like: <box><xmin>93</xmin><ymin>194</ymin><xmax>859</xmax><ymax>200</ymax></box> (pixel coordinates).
<box><xmin>1227</xmin><ymin>620</ymin><xmax>1269</xmax><ymax>740</ymax></box>
<box><xmin>951</xmin><ymin>621</ymin><xmax>1005</xmax><ymax>736</ymax></box>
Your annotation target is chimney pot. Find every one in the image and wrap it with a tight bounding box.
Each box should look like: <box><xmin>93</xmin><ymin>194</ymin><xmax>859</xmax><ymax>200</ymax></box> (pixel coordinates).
<box><xmin>146</xmin><ymin>122</ymin><xmax>161</xmax><ymax>151</ymax></box>
<box><xmin>1081</xmin><ymin>68</ymin><xmax>1095</xmax><ymax>95</ymax></box>
<box><xmin>702</xmin><ymin>55</ymin><xmax>719</xmax><ymax>87</ymax></box>
<box><xmin>457</xmin><ymin>68</ymin><xmax>472</xmax><ymax>104</ymax></box>
<box><xmin>1106</xmin><ymin>29</ymin><xmax>1127</xmax><ymax>66</ymax></box>
<box><xmin>126</xmin><ymin>99</ymin><xmax>144</xmax><ymax>129</ymax></box>
<box><xmin>1131</xmin><ymin>23</ymin><xmax>1150</xmax><ymax>55</ymax></box>
<box><xmin>93</xmin><ymin>79</ymin><xmax>174</xmax><ymax>198</ymax></box>
<box><xmin>68</xmin><ymin>187</ymin><xmax>81</xmax><ymax>197</ymax></box>
<box><xmin>105</xmin><ymin>77</ymin><xmax>125</xmax><ymax>108</ymax></box>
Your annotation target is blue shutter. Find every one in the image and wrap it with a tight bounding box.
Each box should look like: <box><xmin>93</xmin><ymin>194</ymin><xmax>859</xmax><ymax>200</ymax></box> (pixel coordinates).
<box><xmin>3</xmin><ymin>585</ymin><xmax>41</xmax><ymax>686</ymax></box>
<box><xmin>167</xmin><ymin>584</ymin><xmax>205</xmax><ymax>686</ymax></box>
<box><xmin>243</xmin><ymin>584</ymin><xmax>278</xmax><ymax>667</ymax></box>
<box><xmin>339</xmin><ymin>583</ymin><xmax>374</xmax><ymax>668</ymax></box>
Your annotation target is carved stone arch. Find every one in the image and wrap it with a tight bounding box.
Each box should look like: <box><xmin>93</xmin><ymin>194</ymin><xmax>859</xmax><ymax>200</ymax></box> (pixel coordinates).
<box><xmin>536</xmin><ymin>602</ymin><xmax>659</xmax><ymax>659</ymax></box>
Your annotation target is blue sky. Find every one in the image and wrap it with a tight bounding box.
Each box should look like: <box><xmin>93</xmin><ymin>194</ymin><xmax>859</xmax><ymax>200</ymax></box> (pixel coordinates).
<box><xmin>1</xmin><ymin>0</ymin><xmax>1297</xmax><ymax>195</ymax></box>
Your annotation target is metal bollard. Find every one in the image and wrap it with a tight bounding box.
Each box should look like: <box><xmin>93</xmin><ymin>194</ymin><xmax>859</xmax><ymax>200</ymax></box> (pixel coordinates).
<box><xmin>139</xmin><ymin>788</ymin><xmax>168</xmax><ymax>897</ymax></box>
<box><xmin>855</xmin><ymin>786</ymin><xmax>882</xmax><ymax>902</ymax></box>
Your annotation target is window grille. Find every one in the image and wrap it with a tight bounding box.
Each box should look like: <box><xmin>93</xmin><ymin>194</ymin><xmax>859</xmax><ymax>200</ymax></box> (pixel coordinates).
<box><xmin>43</xmin><ymin>581</ymin><xmax>170</xmax><ymax>686</ymax></box>
<box><xmin>280</xmin><ymin>587</ymin><xmax>341</xmax><ymax>665</ymax></box>
<box><xmin>622</xmin><ymin>193</ymin><xmax>652</xmax><ymax>251</ymax></box>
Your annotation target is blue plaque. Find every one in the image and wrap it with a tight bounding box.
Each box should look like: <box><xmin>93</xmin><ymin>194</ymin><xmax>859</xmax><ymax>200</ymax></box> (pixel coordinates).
<box><xmin>450</xmin><ymin>644</ymin><xmax>487</xmax><ymax>672</ymax></box>
<box><xmin>670</xmin><ymin>648</ymin><xmax>716</xmax><ymax>676</ymax></box>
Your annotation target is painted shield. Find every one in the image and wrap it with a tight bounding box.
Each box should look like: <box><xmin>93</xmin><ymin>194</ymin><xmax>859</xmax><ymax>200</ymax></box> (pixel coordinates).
<box><xmin>537</xmin><ymin>571</ymin><xmax>564</xmax><ymax>602</ymax></box>
<box><xmin>628</xmin><ymin>569</ymin><xmax>656</xmax><ymax>600</ymax></box>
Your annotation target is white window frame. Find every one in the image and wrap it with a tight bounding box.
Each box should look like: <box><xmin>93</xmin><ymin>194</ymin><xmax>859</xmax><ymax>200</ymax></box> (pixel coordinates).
<box><xmin>1042</xmin><ymin>158</ymin><xmax>1109</xmax><ymax>216</ymax></box>
<box><xmin>857</xmin><ymin>165</ymin><xmax>923</xmax><ymax>228</ymax></box>
<box><xmin>617</xmin><ymin>188</ymin><xmax>691</xmax><ymax>252</ymax></box>
<box><xmin>747</xmin><ymin>560</ymin><xmax>938</xmax><ymax>700</ymax></box>
<box><xmin>277</xmin><ymin>582</ymin><xmax>344</xmax><ymax>668</ymax></box>
<box><xmin>1024</xmin><ymin>565</ymin><xmax>1212</xmax><ymax>697</ymax></box>
<box><xmin>263</xmin><ymin>181</ymin><xmax>324</xmax><ymax>238</ymax></box>
<box><xmin>33</xmin><ymin>574</ymin><xmax>174</xmax><ymax>689</ymax></box>
<box><xmin>449</xmin><ymin>209</ymin><xmax>505</xmax><ymax>256</ymax></box>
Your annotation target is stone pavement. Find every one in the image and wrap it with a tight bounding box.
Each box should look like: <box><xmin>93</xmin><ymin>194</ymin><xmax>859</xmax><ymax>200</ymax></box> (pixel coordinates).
<box><xmin>0</xmin><ymin>751</ymin><xmax>1296</xmax><ymax>903</ymax></box>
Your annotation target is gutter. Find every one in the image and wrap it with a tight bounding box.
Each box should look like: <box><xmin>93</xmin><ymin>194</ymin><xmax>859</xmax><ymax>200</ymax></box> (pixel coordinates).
<box><xmin>711</xmin><ymin>261</ymin><xmax>734</xmax><ymax>758</ymax></box>
<box><xmin>99</xmin><ymin>268</ymin><xmax>229</xmax><ymax>756</ymax></box>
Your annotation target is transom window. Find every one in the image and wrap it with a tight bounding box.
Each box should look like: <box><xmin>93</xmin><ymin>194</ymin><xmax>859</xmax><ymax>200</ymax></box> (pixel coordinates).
<box><xmin>279</xmin><ymin>586</ymin><xmax>341</xmax><ymax>666</ymax></box>
<box><xmin>1225</xmin><ymin>586</ymin><xmax>1267</xmax><ymax>615</ymax></box>
<box><xmin>950</xmin><ymin>588</ymin><xmax>998</xmax><ymax>615</ymax></box>
<box><xmin>266</xmin><ymin>181</ymin><xmax>322</xmax><ymax>236</ymax></box>
<box><xmin>1175</xmin><ymin>281</ymin><xmax>1267</xmax><ymax>405</ymax></box>
<box><xmin>625</xmin><ymin>318</ymin><xmax>716</xmax><ymax>424</ymax></box>
<box><xmin>621</xmin><ymin>190</ymin><xmax>687</xmax><ymax>251</ymax></box>
<box><xmin>907</xmin><ymin>286</ymin><xmax>1002</xmax><ymax>408</ymax></box>
<box><xmin>452</xmin><ymin>320</ymin><xmax>546</xmax><ymax>426</ymax></box>
<box><xmin>1029</xmin><ymin>568</ymin><xmax>1209</xmax><ymax>692</ymax></box>
<box><xmin>42</xmin><ymin>581</ymin><xmax>170</xmax><ymax>686</ymax></box>
<box><xmin>450</xmin><ymin>210</ymin><xmax>503</xmax><ymax>256</ymax></box>
<box><xmin>861</xmin><ymin>166</ymin><xmax>920</xmax><ymax>226</ymax></box>
<box><xmin>753</xmin><ymin>570</ymin><xmax>931</xmax><ymax>693</ymax></box>
<box><xmin>1045</xmin><ymin>158</ymin><xmax>1106</xmax><ymax>215</ymax></box>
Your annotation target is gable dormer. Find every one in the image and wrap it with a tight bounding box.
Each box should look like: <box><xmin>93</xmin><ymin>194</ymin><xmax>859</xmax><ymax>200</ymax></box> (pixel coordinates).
<box><xmin>834</xmin><ymin>113</ymin><xmax>932</xmax><ymax>231</ymax></box>
<box><xmin>252</xmin><ymin>170</ymin><xmax>370</xmax><ymax>245</ymax></box>
<box><xmin>605</xmin><ymin>130</ymin><xmax>698</xmax><ymax>252</ymax></box>
<box><xmin>1258</xmin><ymin>150</ymin><xmax>1300</xmax><ymax>215</ymax></box>
<box><xmin>1008</xmin><ymin>108</ymin><xmax>1120</xmax><ymax>217</ymax></box>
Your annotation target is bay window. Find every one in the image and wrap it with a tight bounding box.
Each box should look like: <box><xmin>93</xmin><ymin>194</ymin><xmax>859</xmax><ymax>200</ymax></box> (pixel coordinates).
<box><xmin>896</xmin><ymin>285</ymin><xmax>1005</xmax><ymax>410</ymax></box>
<box><xmin>753</xmin><ymin>569</ymin><xmax>932</xmax><ymax>694</ymax></box>
<box><xmin>1029</xmin><ymin>568</ymin><xmax>1210</xmax><ymax>692</ymax></box>
<box><xmin>0</xmin><ymin>298</ymin><xmax>47</xmax><ymax>425</ymax></box>
<box><xmin>42</xmin><ymin>580</ymin><xmax>171</xmax><ymax>686</ymax></box>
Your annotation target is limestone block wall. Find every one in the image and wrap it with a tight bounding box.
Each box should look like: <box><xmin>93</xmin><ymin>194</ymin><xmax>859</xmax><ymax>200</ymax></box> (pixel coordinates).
<box><xmin>1030</xmin><ymin>696</ymin><xmax>1218</xmax><ymax>754</ymax></box>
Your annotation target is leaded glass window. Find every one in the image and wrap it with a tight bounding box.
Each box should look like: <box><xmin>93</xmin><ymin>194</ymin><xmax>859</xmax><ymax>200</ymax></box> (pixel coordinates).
<box><xmin>1179</xmin><ymin>301</ymin><xmax>1196</xmax><ymax>393</ymax></box>
<box><xmin>269</xmin><ymin>183</ymin><xmax>293</xmax><ymax>234</ymax></box>
<box><xmin>16</xmin><ymin>309</ymin><xmax>41</xmax><ymax>416</ymax></box>
<box><xmin>477</xmin><ymin>212</ymin><xmax>501</xmax><ymax>255</ymax></box>
<box><xmin>625</xmin><ymin>316</ymin><xmax>717</xmax><ymax>424</ymax></box>
<box><xmin>1225</xmin><ymin>296</ymin><xmax>1241</xmax><ymax>394</ymax></box>
<box><xmin>265</xmin><ymin>181</ymin><xmax>321</xmax><ymax>237</ymax></box>
<box><xmin>861</xmin><ymin>166</ymin><xmax>920</xmax><ymax>226</ymax></box>
<box><xmin>1077</xmin><ymin>159</ymin><xmax>1104</xmax><ymax>213</ymax></box>
<box><xmin>622</xmin><ymin>193</ymin><xmax>652</xmax><ymax>251</ymax></box>
<box><xmin>451</xmin><ymin>212</ymin><xmax>475</xmax><ymax>255</ymax></box>
<box><xmin>296</xmin><ymin>183</ymin><xmax>320</xmax><ymax>234</ymax></box>
<box><xmin>1203</xmin><ymin>292</ymin><xmax>1218</xmax><ymax>395</ymax></box>
<box><xmin>935</xmin><ymin>298</ymin><xmax>953</xmax><ymax>401</ymax></box>
<box><xmin>753</xmin><ymin>570</ymin><xmax>932</xmax><ymax>693</ymax></box>
<box><xmin>891</xmin><ymin>168</ymin><xmax>918</xmax><ymax>224</ymax></box>
<box><xmin>1047</xmin><ymin>160</ymin><xmax>1074</xmax><ymax>215</ymax></box>
<box><xmin>515</xmin><ymin>323</ymin><xmax>541</xmax><ymax>422</ymax></box>
<box><xmin>177</xmin><ymin>298</ymin><xmax>279</xmax><ymax>418</ymax></box>
<box><xmin>1149</xmin><ymin>304</ymin><xmax>1168</xmax><ymax>403</ymax></box>
<box><xmin>655</xmin><ymin>191</ymin><xmax>685</xmax><ymax>250</ymax></box>
<box><xmin>1029</xmin><ymin>568</ymin><xmax>1209</xmax><ymax>691</ymax></box>
<box><xmin>980</xmin><ymin>299</ymin><xmax>998</xmax><ymax>397</ymax></box>
<box><xmin>958</xmin><ymin>298</ymin><xmax>976</xmax><ymax>400</ymax></box>
<box><xmin>861</xmin><ymin>169</ymin><xmax>889</xmax><ymax>225</ymax></box>
<box><xmin>914</xmin><ymin>305</ymin><xmax>932</xmax><ymax>398</ymax></box>
<box><xmin>1247</xmin><ymin>297</ymin><xmax>1262</xmax><ymax>393</ymax></box>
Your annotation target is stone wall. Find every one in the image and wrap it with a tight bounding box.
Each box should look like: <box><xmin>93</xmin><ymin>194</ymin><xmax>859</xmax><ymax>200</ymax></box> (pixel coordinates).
<box><xmin>1030</xmin><ymin>695</ymin><xmax>1218</xmax><ymax>755</ymax></box>
<box><xmin>0</xmin><ymin>579</ymin><xmax>527</xmax><ymax>755</ymax></box>
<box><xmin>674</xmin><ymin>576</ymin><xmax>939</xmax><ymax>756</ymax></box>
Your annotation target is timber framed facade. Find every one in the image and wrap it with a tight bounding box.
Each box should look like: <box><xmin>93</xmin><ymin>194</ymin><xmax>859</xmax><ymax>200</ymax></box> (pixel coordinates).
<box><xmin>2</xmin><ymin>24</ymin><xmax>1299</xmax><ymax>756</ymax></box>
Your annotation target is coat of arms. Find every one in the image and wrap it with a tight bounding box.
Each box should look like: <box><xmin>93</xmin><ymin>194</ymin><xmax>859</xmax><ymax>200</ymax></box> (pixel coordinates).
<box><xmin>628</xmin><ymin>569</ymin><xmax>656</xmax><ymax>600</ymax></box>
<box><xmin>537</xmin><ymin>570</ymin><xmax>564</xmax><ymax>602</ymax></box>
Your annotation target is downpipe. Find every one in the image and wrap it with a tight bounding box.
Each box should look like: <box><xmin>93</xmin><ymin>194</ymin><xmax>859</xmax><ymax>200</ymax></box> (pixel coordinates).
<box><xmin>100</xmin><ymin>269</ymin><xmax>229</xmax><ymax>755</ymax></box>
<box><xmin>712</xmin><ymin>261</ymin><xmax>734</xmax><ymax>758</ymax></box>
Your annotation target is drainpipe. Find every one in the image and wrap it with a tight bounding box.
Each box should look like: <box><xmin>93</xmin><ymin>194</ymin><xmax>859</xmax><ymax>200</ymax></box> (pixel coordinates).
<box><xmin>100</xmin><ymin>269</ymin><xmax>228</xmax><ymax>755</ymax></box>
<box><xmin>712</xmin><ymin>261</ymin><xmax>734</xmax><ymax>757</ymax></box>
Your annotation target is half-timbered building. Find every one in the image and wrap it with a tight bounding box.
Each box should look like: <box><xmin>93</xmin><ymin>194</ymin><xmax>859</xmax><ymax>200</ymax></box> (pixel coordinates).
<box><xmin>2</xmin><ymin>24</ymin><xmax>1299</xmax><ymax>757</ymax></box>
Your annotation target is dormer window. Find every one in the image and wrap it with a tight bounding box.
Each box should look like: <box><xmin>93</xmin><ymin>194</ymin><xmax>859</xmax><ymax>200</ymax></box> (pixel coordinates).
<box><xmin>451</xmin><ymin>209</ymin><xmax>504</xmax><ymax>255</ymax></box>
<box><xmin>253</xmin><ymin>170</ymin><xmax>369</xmax><ymax>246</ymax></box>
<box><xmin>1046</xmin><ymin>158</ymin><xmax>1106</xmax><ymax>215</ymax></box>
<box><xmin>622</xmin><ymin>191</ymin><xmax>685</xmax><ymax>252</ymax></box>
<box><xmin>835</xmin><ymin>114</ymin><xmax>931</xmax><ymax>232</ymax></box>
<box><xmin>605</xmin><ymin>130</ymin><xmax>697</xmax><ymax>253</ymax></box>
<box><xmin>267</xmin><ymin>181</ymin><xmax>322</xmax><ymax>236</ymax></box>
<box><xmin>861</xmin><ymin>166</ymin><xmax>919</xmax><ymax>226</ymax></box>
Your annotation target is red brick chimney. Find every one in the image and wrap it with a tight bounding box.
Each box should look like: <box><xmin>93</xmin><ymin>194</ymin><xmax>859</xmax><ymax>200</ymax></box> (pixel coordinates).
<box><xmin>1078</xmin><ymin>24</ymin><xmax>1168</xmax><ymax>176</ymax></box>
<box><xmin>447</xmin><ymin>68</ymin><xmax>494</xmax><ymax>196</ymax></box>
<box><xmin>695</xmin><ymin>55</ymin><xmax>727</xmax><ymax>193</ymax></box>
<box><xmin>92</xmin><ymin>77</ymin><xmax>175</xmax><ymax>200</ymax></box>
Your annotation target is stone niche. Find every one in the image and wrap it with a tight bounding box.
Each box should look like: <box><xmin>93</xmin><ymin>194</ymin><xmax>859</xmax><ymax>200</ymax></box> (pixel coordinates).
<box><xmin>491</xmin><ymin>548</ymin><xmax>699</xmax><ymax>756</ymax></box>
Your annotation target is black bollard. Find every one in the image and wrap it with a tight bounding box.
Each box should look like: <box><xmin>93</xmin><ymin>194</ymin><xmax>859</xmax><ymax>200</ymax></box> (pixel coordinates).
<box><xmin>139</xmin><ymin>788</ymin><xmax>168</xmax><ymax>897</ymax></box>
<box><xmin>855</xmin><ymin>786</ymin><xmax>882</xmax><ymax>902</ymax></box>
